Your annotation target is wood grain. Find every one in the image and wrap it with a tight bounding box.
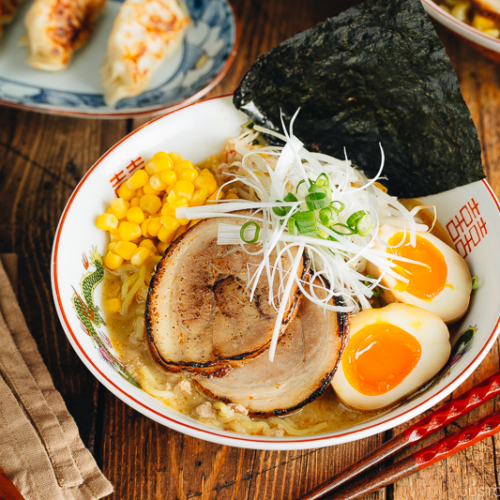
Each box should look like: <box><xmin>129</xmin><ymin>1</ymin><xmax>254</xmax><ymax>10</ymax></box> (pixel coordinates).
<box><xmin>0</xmin><ymin>1</ymin><xmax>499</xmax><ymax>499</ymax></box>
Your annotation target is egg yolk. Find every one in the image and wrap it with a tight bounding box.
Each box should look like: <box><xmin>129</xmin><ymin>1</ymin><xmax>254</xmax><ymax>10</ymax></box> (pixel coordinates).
<box><xmin>342</xmin><ymin>322</ymin><xmax>421</xmax><ymax>396</ymax></box>
<box><xmin>387</xmin><ymin>233</ymin><xmax>447</xmax><ymax>300</ymax></box>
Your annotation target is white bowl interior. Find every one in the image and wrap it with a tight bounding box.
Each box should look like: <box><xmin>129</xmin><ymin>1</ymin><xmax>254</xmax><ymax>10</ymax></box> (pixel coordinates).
<box><xmin>52</xmin><ymin>96</ymin><xmax>500</xmax><ymax>450</ymax></box>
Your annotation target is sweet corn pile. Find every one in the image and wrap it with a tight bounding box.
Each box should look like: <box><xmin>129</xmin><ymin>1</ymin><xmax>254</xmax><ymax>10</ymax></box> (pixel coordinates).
<box><xmin>96</xmin><ymin>151</ymin><xmax>234</xmax><ymax>275</ymax></box>
<box><xmin>438</xmin><ymin>0</ymin><xmax>500</xmax><ymax>38</ymax></box>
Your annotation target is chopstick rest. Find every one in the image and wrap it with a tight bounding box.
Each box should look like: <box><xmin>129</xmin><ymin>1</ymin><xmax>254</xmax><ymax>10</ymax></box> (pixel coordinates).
<box><xmin>299</xmin><ymin>371</ymin><xmax>500</xmax><ymax>500</ymax></box>
<box><xmin>325</xmin><ymin>408</ymin><xmax>500</xmax><ymax>500</ymax></box>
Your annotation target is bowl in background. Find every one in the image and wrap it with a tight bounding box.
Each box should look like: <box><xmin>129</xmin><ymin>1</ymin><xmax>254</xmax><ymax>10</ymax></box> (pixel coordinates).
<box><xmin>422</xmin><ymin>0</ymin><xmax>500</xmax><ymax>62</ymax></box>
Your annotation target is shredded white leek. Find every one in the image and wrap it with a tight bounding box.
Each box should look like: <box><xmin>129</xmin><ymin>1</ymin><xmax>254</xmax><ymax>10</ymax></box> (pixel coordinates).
<box><xmin>176</xmin><ymin>121</ymin><xmax>436</xmax><ymax>362</ymax></box>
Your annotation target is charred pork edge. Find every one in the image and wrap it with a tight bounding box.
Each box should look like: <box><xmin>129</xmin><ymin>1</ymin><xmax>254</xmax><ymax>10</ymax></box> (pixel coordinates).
<box><xmin>145</xmin><ymin>222</ymin><xmax>312</xmax><ymax>374</ymax></box>
<box><xmin>194</xmin><ymin>293</ymin><xmax>350</xmax><ymax>417</ymax></box>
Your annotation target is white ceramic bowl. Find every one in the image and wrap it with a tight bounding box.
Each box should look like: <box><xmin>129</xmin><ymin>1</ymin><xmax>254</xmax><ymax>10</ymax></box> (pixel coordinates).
<box><xmin>51</xmin><ymin>96</ymin><xmax>500</xmax><ymax>450</ymax></box>
<box><xmin>422</xmin><ymin>0</ymin><xmax>500</xmax><ymax>62</ymax></box>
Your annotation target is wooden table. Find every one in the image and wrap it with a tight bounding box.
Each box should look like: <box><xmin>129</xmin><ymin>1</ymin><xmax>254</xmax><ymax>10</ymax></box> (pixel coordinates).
<box><xmin>1</xmin><ymin>1</ymin><xmax>500</xmax><ymax>499</ymax></box>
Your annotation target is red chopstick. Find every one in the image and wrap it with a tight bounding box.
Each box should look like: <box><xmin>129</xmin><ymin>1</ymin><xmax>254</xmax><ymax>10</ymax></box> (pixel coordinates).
<box><xmin>299</xmin><ymin>371</ymin><xmax>500</xmax><ymax>500</ymax></box>
<box><xmin>323</xmin><ymin>408</ymin><xmax>500</xmax><ymax>500</ymax></box>
<box><xmin>0</xmin><ymin>466</ymin><xmax>25</xmax><ymax>500</ymax></box>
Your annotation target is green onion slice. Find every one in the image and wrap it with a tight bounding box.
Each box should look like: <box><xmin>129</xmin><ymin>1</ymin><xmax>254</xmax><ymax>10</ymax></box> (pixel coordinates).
<box><xmin>294</xmin><ymin>210</ymin><xmax>320</xmax><ymax>237</ymax></box>
<box><xmin>347</xmin><ymin>210</ymin><xmax>367</xmax><ymax>228</ymax></box>
<box><xmin>472</xmin><ymin>276</ymin><xmax>479</xmax><ymax>290</ymax></box>
<box><xmin>272</xmin><ymin>202</ymin><xmax>287</xmax><ymax>217</ymax></box>
<box><xmin>314</xmin><ymin>172</ymin><xmax>330</xmax><ymax>188</ymax></box>
<box><xmin>288</xmin><ymin>216</ymin><xmax>298</xmax><ymax>235</ymax></box>
<box><xmin>319</xmin><ymin>206</ymin><xmax>337</xmax><ymax>227</ymax></box>
<box><xmin>330</xmin><ymin>201</ymin><xmax>345</xmax><ymax>214</ymax></box>
<box><xmin>305</xmin><ymin>191</ymin><xmax>330</xmax><ymax>211</ymax></box>
<box><xmin>240</xmin><ymin>221</ymin><xmax>261</xmax><ymax>244</ymax></box>
<box><xmin>331</xmin><ymin>223</ymin><xmax>356</xmax><ymax>236</ymax></box>
<box><xmin>284</xmin><ymin>192</ymin><xmax>298</xmax><ymax>203</ymax></box>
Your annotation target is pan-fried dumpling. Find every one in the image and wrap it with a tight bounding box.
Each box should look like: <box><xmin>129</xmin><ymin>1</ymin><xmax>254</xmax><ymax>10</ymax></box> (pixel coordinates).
<box><xmin>0</xmin><ymin>0</ymin><xmax>27</xmax><ymax>39</ymax></box>
<box><xmin>101</xmin><ymin>0</ymin><xmax>190</xmax><ymax>106</ymax></box>
<box><xmin>24</xmin><ymin>0</ymin><xmax>107</xmax><ymax>71</ymax></box>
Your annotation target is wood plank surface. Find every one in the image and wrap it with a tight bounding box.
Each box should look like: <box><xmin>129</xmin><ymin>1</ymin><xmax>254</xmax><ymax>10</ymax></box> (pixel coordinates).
<box><xmin>0</xmin><ymin>0</ymin><xmax>499</xmax><ymax>499</ymax></box>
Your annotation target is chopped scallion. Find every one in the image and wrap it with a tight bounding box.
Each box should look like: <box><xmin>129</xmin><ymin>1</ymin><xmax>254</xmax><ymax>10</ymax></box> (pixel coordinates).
<box><xmin>472</xmin><ymin>276</ymin><xmax>479</xmax><ymax>290</ymax></box>
<box><xmin>305</xmin><ymin>191</ymin><xmax>330</xmax><ymax>210</ymax></box>
<box><xmin>240</xmin><ymin>221</ymin><xmax>260</xmax><ymax>243</ymax></box>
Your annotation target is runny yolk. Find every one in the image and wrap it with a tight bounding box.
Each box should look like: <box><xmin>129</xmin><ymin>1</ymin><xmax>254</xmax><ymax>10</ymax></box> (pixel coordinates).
<box><xmin>387</xmin><ymin>232</ymin><xmax>447</xmax><ymax>300</ymax></box>
<box><xmin>342</xmin><ymin>322</ymin><xmax>421</xmax><ymax>396</ymax></box>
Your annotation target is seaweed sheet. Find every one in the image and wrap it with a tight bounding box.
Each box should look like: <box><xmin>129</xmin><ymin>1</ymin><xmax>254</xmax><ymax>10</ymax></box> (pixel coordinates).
<box><xmin>233</xmin><ymin>0</ymin><xmax>484</xmax><ymax>198</ymax></box>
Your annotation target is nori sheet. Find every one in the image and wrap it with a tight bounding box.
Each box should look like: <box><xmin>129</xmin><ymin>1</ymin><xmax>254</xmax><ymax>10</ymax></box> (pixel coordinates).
<box><xmin>233</xmin><ymin>0</ymin><xmax>484</xmax><ymax>198</ymax></box>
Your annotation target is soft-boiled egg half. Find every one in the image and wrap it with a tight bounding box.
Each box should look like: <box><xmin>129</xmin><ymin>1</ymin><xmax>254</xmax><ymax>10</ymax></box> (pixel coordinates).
<box><xmin>366</xmin><ymin>225</ymin><xmax>472</xmax><ymax>323</ymax></box>
<box><xmin>332</xmin><ymin>303</ymin><xmax>450</xmax><ymax>411</ymax></box>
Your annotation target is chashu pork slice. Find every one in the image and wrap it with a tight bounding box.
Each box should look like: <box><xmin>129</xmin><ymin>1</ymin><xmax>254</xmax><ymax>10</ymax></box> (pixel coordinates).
<box><xmin>195</xmin><ymin>279</ymin><xmax>349</xmax><ymax>416</ymax></box>
<box><xmin>146</xmin><ymin>212</ymin><xmax>310</xmax><ymax>376</ymax></box>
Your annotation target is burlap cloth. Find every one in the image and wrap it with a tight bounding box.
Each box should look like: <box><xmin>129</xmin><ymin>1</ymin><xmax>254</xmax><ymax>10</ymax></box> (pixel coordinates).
<box><xmin>0</xmin><ymin>255</ymin><xmax>113</xmax><ymax>500</ymax></box>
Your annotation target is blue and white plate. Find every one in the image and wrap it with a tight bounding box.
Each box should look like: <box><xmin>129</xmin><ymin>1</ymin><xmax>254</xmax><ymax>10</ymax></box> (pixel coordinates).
<box><xmin>0</xmin><ymin>0</ymin><xmax>237</xmax><ymax>118</ymax></box>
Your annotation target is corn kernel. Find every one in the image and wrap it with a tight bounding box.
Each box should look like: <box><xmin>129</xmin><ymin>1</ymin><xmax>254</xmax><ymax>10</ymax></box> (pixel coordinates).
<box><xmin>126</xmin><ymin>169</ymin><xmax>149</xmax><ymax>190</ymax></box>
<box><xmin>158</xmin><ymin>225</ymin><xmax>178</xmax><ymax>243</ymax></box>
<box><xmin>96</xmin><ymin>213</ymin><xmax>119</xmax><ymax>231</ymax></box>
<box><xmin>157</xmin><ymin>241</ymin><xmax>169</xmax><ymax>254</ymax></box>
<box><xmin>150</xmin><ymin>174</ymin><xmax>167</xmax><ymax>191</ymax></box>
<box><xmin>106</xmin><ymin>297</ymin><xmax>122</xmax><ymax>314</ymax></box>
<box><xmin>145</xmin><ymin>155</ymin><xmax>173</xmax><ymax>175</ymax></box>
<box><xmin>105</xmin><ymin>207</ymin><xmax>114</xmax><ymax>214</ymax></box>
<box><xmin>111</xmin><ymin>198</ymin><xmax>130</xmax><ymax>219</ymax></box>
<box><xmin>140</xmin><ymin>194</ymin><xmax>162</xmax><ymax>214</ymax></box>
<box><xmin>194</xmin><ymin>175</ymin><xmax>218</xmax><ymax>194</ymax></box>
<box><xmin>160</xmin><ymin>170</ymin><xmax>177</xmax><ymax>186</ymax></box>
<box><xmin>152</xmin><ymin>151</ymin><xmax>169</xmax><ymax>161</ymax></box>
<box><xmin>208</xmin><ymin>189</ymin><xmax>224</xmax><ymax>201</ymax></box>
<box><xmin>136</xmin><ymin>188</ymin><xmax>144</xmax><ymax>197</ymax></box>
<box><xmin>140</xmin><ymin>239</ymin><xmax>157</xmax><ymax>253</ymax></box>
<box><xmin>189</xmin><ymin>188</ymin><xmax>208</xmax><ymax>207</ymax></box>
<box><xmin>118</xmin><ymin>221</ymin><xmax>141</xmax><ymax>241</ymax></box>
<box><xmin>127</xmin><ymin>206</ymin><xmax>146</xmax><ymax>224</ymax></box>
<box><xmin>131</xmin><ymin>247</ymin><xmax>151</xmax><ymax>266</ymax></box>
<box><xmin>167</xmin><ymin>191</ymin><xmax>190</xmax><ymax>208</ymax></box>
<box><xmin>104</xmin><ymin>251</ymin><xmax>124</xmax><ymax>270</ymax></box>
<box><xmin>166</xmin><ymin>185</ymin><xmax>175</xmax><ymax>195</ymax></box>
<box><xmin>117</xmin><ymin>183</ymin><xmax>135</xmax><ymax>201</ymax></box>
<box><xmin>177</xmin><ymin>166</ymin><xmax>199</xmax><ymax>183</ymax></box>
<box><xmin>147</xmin><ymin>217</ymin><xmax>162</xmax><ymax>237</ymax></box>
<box><xmin>130</xmin><ymin>197</ymin><xmax>140</xmax><ymax>207</ymax></box>
<box><xmin>472</xmin><ymin>13</ymin><xmax>496</xmax><ymax>30</ymax></box>
<box><xmin>143</xmin><ymin>184</ymin><xmax>162</xmax><ymax>195</ymax></box>
<box><xmin>108</xmin><ymin>242</ymin><xmax>118</xmax><ymax>252</ymax></box>
<box><xmin>114</xmin><ymin>241</ymin><xmax>138</xmax><ymax>260</ymax></box>
<box><xmin>199</xmin><ymin>168</ymin><xmax>213</xmax><ymax>176</ymax></box>
<box><xmin>141</xmin><ymin>218</ymin><xmax>150</xmax><ymax>237</ymax></box>
<box><xmin>160</xmin><ymin>216</ymin><xmax>180</xmax><ymax>231</ymax></box>
<box><xmin>167</xmin><ymin>152</ymin><xmax>183</xmax><ymax>164</ymax></box>
<box><xmin>173</xmin><ymin>180</ymin><xmax>194</xmax><ymax>199</ymax></box>
<box><xmin>225</xmin><ymin>193</ymin><xmax>239</xmax><ymax>200</ymax></box>
<box><xmin>109</xmin><ymin>230</ymin><xmax>120</xmax><ymax>242</ymax></box>
<box><xmin>161</xmin><ymin>203</ymin><xmax>176</xmax><ymax>216</ymax></box>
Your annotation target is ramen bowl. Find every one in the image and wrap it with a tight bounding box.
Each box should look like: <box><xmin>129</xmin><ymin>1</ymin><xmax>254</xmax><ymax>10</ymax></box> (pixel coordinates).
<box><xmin>51</xmin><ymin>96</ymin><xmax>500</xmax><ymax>450</ymax></box>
